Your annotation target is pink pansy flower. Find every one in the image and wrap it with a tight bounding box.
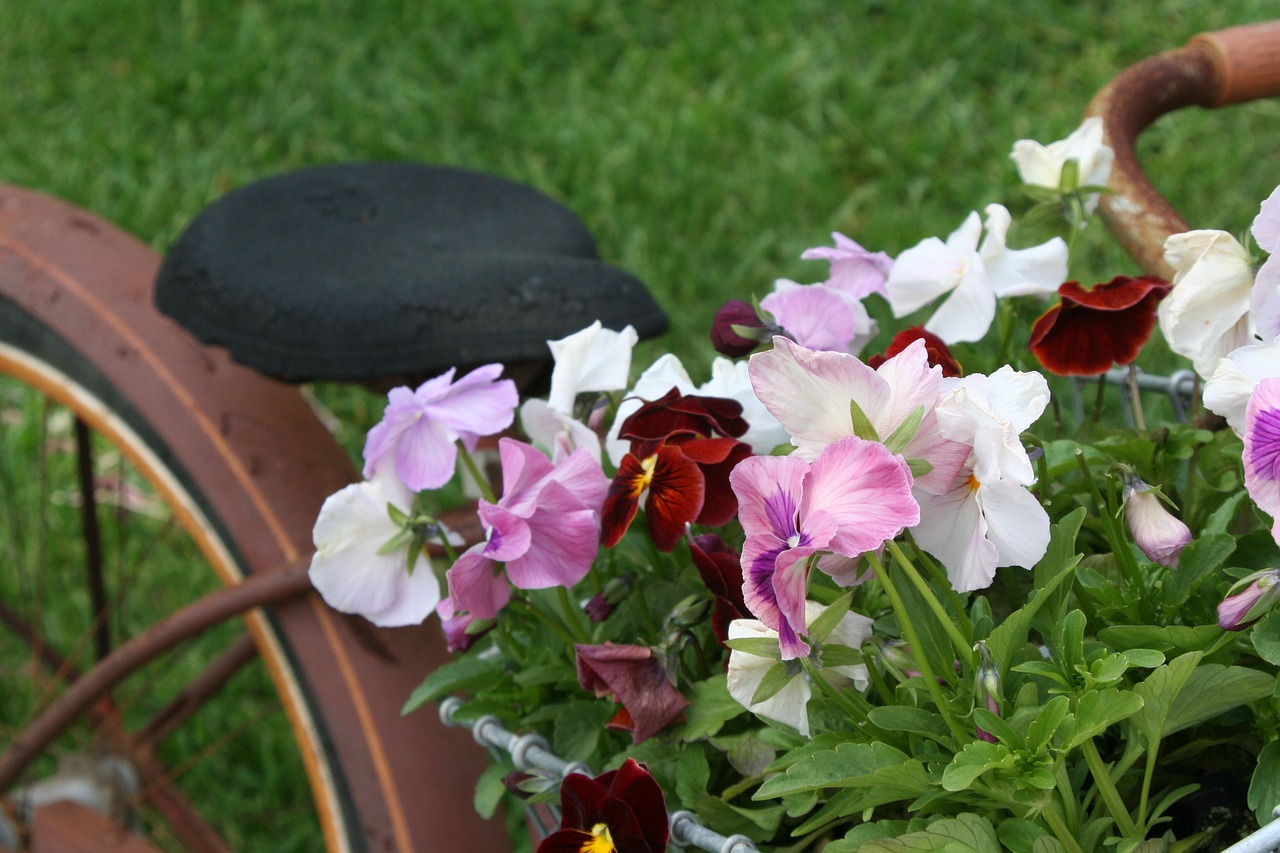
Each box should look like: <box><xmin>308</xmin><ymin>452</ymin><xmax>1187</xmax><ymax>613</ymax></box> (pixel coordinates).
<box><xmin>726</xmin><ymin>601</ymin><xmax>874</xmax><ymax>737</ymax></box>
<box><xmin>730</xmin><ymin>437</ymin><xmax>918</xmax><ymax>659</ymax></box>
<box><xmin>308</xmin><ymin>474</ymin><xmax>440</xmax><ymax>628</ymax></box>
<box><xmin>762</xmin><ymin>278</ymin><xmax>877</xmax><ymax>355</ymax></box>
<box><xmin>363</xmin><ymin>364</ymin><xmax>518</xmax><ymax>492</ymax></box>
<box><xmin>747</xmin><ymin>335</ymin><xmax>969</xmax><ymax>495</ymax></box>
<box><xmin>446</xmin><ymin>439</ymin><xmax>606</xmax><ymax>620</ymax></box>
<box><xmin>1158</xmin><ymin>230</ymin><xmax>1257</xmax><ymax>380</ymax></box>
<box><xmin>1245</xmin><ymin>377</ymin><xmax>1280</xmax><ymax>545</ymax></box>
<box><xmin>801</xmin><ymin>232</ymin><xmax>894</xmax><ymax>299</ymax></box>
<box><xmin>885</xmin><ymin>204</ymin><xmax>1068</xmax><ymax>344</ymax></box>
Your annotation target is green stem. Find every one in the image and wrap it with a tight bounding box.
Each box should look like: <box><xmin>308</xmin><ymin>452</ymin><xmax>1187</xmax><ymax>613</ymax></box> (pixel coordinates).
<box><xmin>1127</xmin><ymin>363</ymin><xmax>1147</xmax><ymax>433</ymax></box>
<box><xmin>906</xmin><ymin>535</ymin><xmax>973</xmax><ymax>637</ymax></box>
<box><xmin>456</xmin><ymin>443</ymin><xmax>497</xmax><ymax>504</ymax></box>
<box><xmin>517</xmin><ymin>597</ymin><xmax>580</xmax><ymax>647</ymax></box>
<box><xmin>802</xmin><ymin>657</ymin><xmax>871</xmax><ymax>727</ymax></box>
<box><xmin>1137</xmin><ymin>740</ymin><xmax>1159</xmax><ymax>831</ymax></box>
<box><xmin>867</xmin><ymin>551</ymin><xmax>968</xmax><ymax>743</ymax></box>
<box><xmin>1081</xmin><ymin>736</ymin><xmax>1138</xmax><ymax>838</ymax></box>
<box><xmin>1041</xmin><ymin>800</ymin><xmax>1087</xmax><ymax>853</ymax></box>
<box><xmin>556</xmin><ymin>585</ymin><xmax>592</xmax><ymax>644</ymax></box>
<box><xmin>1074</xmin><ymin>449</ymin><xmax>1143</xmax><ymax>598</ymax></box>
<box><xmin>864</xmin><ymin>648</ymin><xmax>896</xmax><ymax>705</ymax></box>
<box><xmin>886</xmin><ymin>540</ymin><xmax>974</xmax><ymax>666</ymax></box>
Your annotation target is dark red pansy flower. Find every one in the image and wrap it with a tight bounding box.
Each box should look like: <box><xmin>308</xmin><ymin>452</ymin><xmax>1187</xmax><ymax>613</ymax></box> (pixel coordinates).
<box><xmin>602</xmin><ymin>392</ymin><xmax>753</xmax><ymax>551</ymax></box>
<box><xmin>688</xmin><ymin>533</ymin><xmax>750</xmax><ymax>646</ymax></box>
<box><xmin>711</xmin><ymin>299</ymin><xmax>768</xmax><ymax>358</ymax></box>
<box><xmin>866</xmin><ymin>326</ymin><xmax>962</xmax><ymax>377</ymax></box>
<box><xmin>576</xmin><ymin>643</ymin><xmax>689</xmax><ymax>743</ymax></box>
<box><xmin>1028</xmin><ymin>275</ymin><xmax>1171</xmax><ymax>376</ymax></box>
<box><xmin>537</xmin><ymin>759</ymin><xmax>669</xmax><ymax>853</ymax></box>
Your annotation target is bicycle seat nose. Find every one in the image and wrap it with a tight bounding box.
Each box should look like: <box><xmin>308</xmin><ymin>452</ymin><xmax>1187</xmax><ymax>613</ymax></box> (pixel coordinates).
<box><xmin>154</xmin><ymin>162</ymin><xmax>668</xmax><ymax>384</ymax></box>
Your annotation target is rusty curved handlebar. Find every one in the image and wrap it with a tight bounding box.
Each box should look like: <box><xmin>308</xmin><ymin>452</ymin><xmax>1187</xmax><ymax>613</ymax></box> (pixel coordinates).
<box><xmin>1086</xmin><ymin>21</ymin><xmax>1280</xmax><ymax>278</ymax></box>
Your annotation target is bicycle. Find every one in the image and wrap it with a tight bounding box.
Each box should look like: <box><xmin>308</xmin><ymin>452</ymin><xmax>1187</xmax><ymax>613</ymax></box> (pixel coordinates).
<box><xmin>0</xmin><ymin>18</ymin><xmax>1278</xmax><ymax>853</ymax></box>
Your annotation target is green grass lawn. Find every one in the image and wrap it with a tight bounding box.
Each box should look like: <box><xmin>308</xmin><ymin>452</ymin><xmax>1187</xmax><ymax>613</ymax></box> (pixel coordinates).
<box><xmin>2</xmin><ymin>1</ymin><xmax>1278</xmax><ymax>848</ymax></box>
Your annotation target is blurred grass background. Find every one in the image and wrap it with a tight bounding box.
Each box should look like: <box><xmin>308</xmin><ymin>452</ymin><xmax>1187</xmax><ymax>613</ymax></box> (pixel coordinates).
<box><xmin>3</xmin><ymin>0</ymin><xmax>1279</xmax><ymax>378</ymax></box>
<box><xmin>2</xmin><ymin>1</ymin><xmax>1278</xmax><ymax>847</ymax></box>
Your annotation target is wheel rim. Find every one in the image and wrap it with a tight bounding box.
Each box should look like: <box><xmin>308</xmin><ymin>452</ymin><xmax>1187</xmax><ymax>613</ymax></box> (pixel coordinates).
<box><xmin>0</xmin><ymin>343</ymin><xmax>348</xmax><ymax>851</ymax></box>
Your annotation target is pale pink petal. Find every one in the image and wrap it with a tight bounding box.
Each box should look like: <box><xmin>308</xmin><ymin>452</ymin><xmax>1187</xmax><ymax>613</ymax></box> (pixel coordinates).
<box><xmin>493</xmin><ymin>438</ymin><xmax>556</xmax><ymax>515</ymax></box>
<box><xmin>800</xmin><ymin>232</ymin><xmax>893</xmax><ymax>299</ymax></box>
<box><xmin>730</xmin><ymin>453</ymin><xmax>809</xmax><ymax>541</ymax></box>
<box><xmin>1252</xmin><ymin>254</ymin><xmax>1280</xmax><ymax>344</ymax></box>
<box><xmin>394</xmin><ymin>414</ymin><xmax>458</xmax><ymax>492</ymax></box>
<box><xmin>477</xmin><ymin>503</ymin><xmax>532</xmax><ymax>562</ymax></box>
<box><xmin>770</xmin><ymin>549</ymin><xmax>815</xmax><ymax>659</ymax></box>
<box><xmin>446</xmin><ymin>547</ymin><xmax>512</xmax><ymax>620</ymax></box>
<box><xmin>748</xmin><ymin>336</ymin><xmax>888</xmax><ymax>459</ymax></box>
<box><xmin>803</xmin><ymin>437</ymin><xmax>918</xmax><ymax>557</ymax></box>
<box><xmin>543</xmin><ymin>445</ymin><xmax>609</xmax><ymax>512</ymax></box>
<box><xmin>1253</xmin><ymin>185</ymin><xmax>1280</xmax><ymax>251</ymax></box>
<box><xmin>762</xmin><ymin>281</ymin><xmax>856</xmax><ymax>352</ymax></box>
<box><xmin>505</xmin><ymin>504</ymin><xmax>600</xmax><ymax>589</ymax></box>
<box><xmin>425</xmin><ymin>363</ymin><xmax>518</xmax><ymax>437</ymax></box>
<box><xmin>361</xmin><ymin>386</ymin><xmax>423</xmax><ymax>480</ymax></box>
<box><xmin>701</xmin><ymin>358</ymin><xmax>789</xmax><ymax>455</ymax></box>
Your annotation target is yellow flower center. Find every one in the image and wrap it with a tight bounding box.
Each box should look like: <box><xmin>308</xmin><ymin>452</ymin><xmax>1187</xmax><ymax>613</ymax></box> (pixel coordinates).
<box><xmin>966</xmin><ymin>471</ymin><xmax>981</xmax><ymax>492</ymax></box>
<box><xmin>581</xmin><ymin>822</ymin><xmax>617</xmax><ymax>853</ymax></box>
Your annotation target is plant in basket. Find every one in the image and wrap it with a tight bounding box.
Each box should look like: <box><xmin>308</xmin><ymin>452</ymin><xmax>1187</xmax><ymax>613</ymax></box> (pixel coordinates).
<box><xmin>307</xmin><ymin>117</ymin><xmax>1280</xmax><ymax>852</ymax></box>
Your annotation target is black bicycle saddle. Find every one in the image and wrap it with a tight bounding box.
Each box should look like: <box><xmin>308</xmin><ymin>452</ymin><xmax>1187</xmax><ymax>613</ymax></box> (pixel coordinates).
<box><xmin>154</xmin><ymin>162</ymin><xmax>668</xmax><ymax>384</ymax></box>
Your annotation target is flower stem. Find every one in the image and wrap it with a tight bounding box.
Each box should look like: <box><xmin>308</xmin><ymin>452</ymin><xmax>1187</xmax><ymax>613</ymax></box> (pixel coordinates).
<box><xmin>906</xmin><ymin>535</ymin><xmax>973</xmax><ymax>637</ymax></box>
<box><xmin>1041</xmin><ymin>800</ymin><xmax>1087</xmax><ymax>853</ymax></box>
<box><xmin>1127</xmin><ymin>363</ymin><xmax>1147</xmax><ymax>433</ymax></box>
<box><xmin>867</xmin><ymin>551</ymin><xmax>968</xmax><ymax>742</ymax></box>
<box><xmin>556</xmin><ymin>585</ymin><xmax>592</xmax><ymax>645</ymax></box>
<box><xmin>456</xmin><ymin>443</ymin><xmax>497</xmax><ymax>504</ymax></box>
<box><xmin>1081</xmin><ymin>736</ymin><xmax>1137</xmax><ymax>838</ymax></box>
<box><xmin>802</xmin><ymin>657</ymin><xmax>871</xmax><ymax>728</ymax></box>
<box><xmin>886</xmin><ymin>540</ymin><xmax>974</xmax><ymax>666</ymax></box>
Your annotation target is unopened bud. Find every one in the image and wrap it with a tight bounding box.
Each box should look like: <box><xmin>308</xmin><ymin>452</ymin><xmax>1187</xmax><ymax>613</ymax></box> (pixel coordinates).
<box><xmin>1121</xmin><ymin>472</ymin><xmax>1191</xmax><ymax>568</ymax></box>
<box><xmin>1218</xmin><ymin>569</ymin><xmax>1280</xmax><ymax>631</ymax></box>
<box><xmin>973</xmin><ymin>641</ymin><xmax>1002</xmax><ymax>744</ymax></box>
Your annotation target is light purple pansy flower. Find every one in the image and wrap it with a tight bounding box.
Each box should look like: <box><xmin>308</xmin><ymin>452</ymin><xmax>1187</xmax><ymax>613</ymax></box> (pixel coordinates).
<box><xmin>446</xmin><ymin>439</ymin><xmax>607</xmax><ymax>620</ymax></box>
<box><xmin>730</xmin><ymin>437</ymin><xmax>918</xmax><ymax>660</ymax></box>
<box><xmin>362</xmin><ymin>364</ymin><xmax>518</xmax><ymax>492</ymax></box>
<box><xmin>800</xmin><ymin>232</ymin><xmax>894</xmax><ymax>299</ymax></box>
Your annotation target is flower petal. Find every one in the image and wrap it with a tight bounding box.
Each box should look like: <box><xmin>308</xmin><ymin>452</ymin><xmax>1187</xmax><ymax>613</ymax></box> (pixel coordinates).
<box><xmin>1246</xmin><ymin>377</ymin><xmax>1280</xmax><ymax>544</ymax></box>
<box><xmin>804</xmin><ymin>436</ymin><xmax>919</xmax><ymax>557</ymax></box>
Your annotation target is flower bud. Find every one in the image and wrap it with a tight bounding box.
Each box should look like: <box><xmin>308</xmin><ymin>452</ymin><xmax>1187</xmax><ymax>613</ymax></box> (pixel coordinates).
<box><xmin>710</xmin><ymin>300</ymin><xmax>767</xmax><ymax>358</ymax></box>
<box><xmin>1218</xmin><ymin>569</ymin><xmax>1280</xmax><ymax>631</ymax></box>
<box><xmin>973</xmin><ymin>642</ymin><xmax>1002</xmax><ymax>744</ymax></box>
<box><xmin>1121</xmin><ymin>473</ymin><xmax>1191</xmax><ymax>568</ymax></box>
<box><xmin>583</xmin><ymin>573</ymin><xmax>634</xmax><ymax>623</ymax></box>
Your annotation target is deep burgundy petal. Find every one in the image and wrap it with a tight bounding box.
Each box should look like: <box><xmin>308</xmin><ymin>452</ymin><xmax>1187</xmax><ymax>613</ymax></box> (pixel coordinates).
<box><xmin>1029</xmin><ymin>276</ymin><xmax>1171</xmax><ymax>376</ymax></box>
<box><xmin>692</xmin><ymin>440</ymin><xmax>753</xmax><ymax>527</ymax></box>
<box><xmin>644</xmin><ymin>446</ymin><xmax>706</xmax><ymax>551</ymax></box>
<box><xmin>558</xmin><ymin>772</ymin><xmax>610</xmax><ymax>829</ymax></box>
<box><xmin>711</xmin><ymin>299</ymin><xmax>766</xmax><ymax>357</ymax></box>
<box><xmin>538</xmin><ymin>829</ymin><xmax>597</xmax><ymax>853</ymax></box>
<box><xmin>605</xmin><ymin>759</ymin><xmax>670</xmax><ymax>851</ymax></box>
<box><xmin>600</xmin><ymin>454</ymin><xmax>648</xmax><ymax>548</ymax></box>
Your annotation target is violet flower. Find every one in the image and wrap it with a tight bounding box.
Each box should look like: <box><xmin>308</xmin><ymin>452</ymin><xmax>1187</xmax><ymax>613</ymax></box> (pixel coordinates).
<box><xmin>1245</xmin><ymin>377</ymin><xmax>1280</xmax><ymax>545</ymax></box>
<box><xmin>362</xmin><ymin>364</ymin><xmax>518</xmax><ymax>491</ymax></box>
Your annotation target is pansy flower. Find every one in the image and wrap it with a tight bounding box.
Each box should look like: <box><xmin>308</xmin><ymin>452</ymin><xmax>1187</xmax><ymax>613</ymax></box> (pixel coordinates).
<box><xmin>1028</xmin><ymin>275</ymin><xmax>1171</xmax><ymax>376</ymax></box>
<box><xmin>575</xmin><ymin>643</ymin><xmax>690</xmax><ymax>743</ymax></box>
<box><xmin>446</xmin><ymin>439</ymin><xmax>606</xmax><ymax>620</ymax></box>
<box><xmin>800</xmin><ymin>232</ymin><xmax>894</xmax><ymax>298</ymax></box>
<box><xmin>730</xmin><ymin>437</ymin><xmax>918</xmax><ymax>659</ymax></box>
<box><xmin>1159</xmin><ymin>230</ymin><xmax>1257</xmax><ymax>380</ymax></box>
<box><xmin>538</xmin><ymin>759</ymin><xmax>668</xmax><ymax>853</ymax></box>
<box><xmin>1204</xmin><ymin>338</ymin><xmax>1280</xmax><ymax>436</ymax></box>
<box><xmin>601</xmin><ymin>390</ymin><xmax>752</xmax><ymax>551</ymax></box>
<box><xmin>1245</xmin><ymin>377</ymin><xmax>1280</xmax><ymax>545</ymax></box>
<box><xmin>760</xmin><ymin>278</ymin><xmax>878</xmax><ymax>355</ymax></box>
<box><xmin>866</xmin><ymin>326</ymin><xmax>962</xmax><ymax>377</ymax></box>
<box><xmin>1010</xmin><ymin>116</ymin><xmax>1114</xmax><ymax>211</ymax></box>
<box><xmin>688</xmin><ymin>533</ymin><xmax>750</xmax><ymax>645</ymax></box>
<box><xmin>362</xmin><ymin>364</ymin><xmax>518</xmax><ymax>492</ymax></box>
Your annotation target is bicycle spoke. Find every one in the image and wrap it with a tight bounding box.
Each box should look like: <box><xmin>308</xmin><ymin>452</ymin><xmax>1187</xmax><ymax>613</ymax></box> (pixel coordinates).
<box><xmin>74</xmin><ymin>416</ymin><xmax>111</xmax><ymax>663</ymax></box>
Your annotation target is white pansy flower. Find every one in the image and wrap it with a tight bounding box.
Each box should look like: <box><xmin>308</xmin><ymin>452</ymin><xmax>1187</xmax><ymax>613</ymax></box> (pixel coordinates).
<box><xmin>886</xmin><ymin>204</ymin><xmax>1068</xmax><ymax>345</ymax></box>
<box><xmin>1010</xmin><ymin>116</ymin><xmax>1114</xmax><ymax>211</ymax></box>
<box><xmin>1203</xmin><ymin>338</ymin><xmax>1280</xmax><ymax>436</ymax></box>
<box><xmin>546</xmin><ymin>321</ymin><xmax>639</xmax><ymax>414</ymax></box>
<box><xmin>1159</xmin><ymin>230</ymin><xmax>1256</xmax><ymax>379</ymax></box>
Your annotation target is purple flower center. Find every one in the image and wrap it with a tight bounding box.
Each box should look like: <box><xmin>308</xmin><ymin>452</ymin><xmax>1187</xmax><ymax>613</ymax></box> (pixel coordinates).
<box><xmin>762</xmin><ymin>490</ymin><xmax>800</xmax><ymax>540</ymax></box>
<box><xmin>1251</xmin><ymin>407</ymin><xmax>1280</xmax><ymax>482</ymax></box>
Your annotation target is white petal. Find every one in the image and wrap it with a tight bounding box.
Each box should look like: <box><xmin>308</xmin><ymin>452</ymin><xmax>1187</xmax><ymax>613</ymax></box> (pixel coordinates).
<box><xmin>1159</xmin><ymin>230</ymin><xmax>1257</xmax><ymax>378</ymax></box>
<box><xmin>1203</xmin><ymin>338</ymin><xmax>1280</xmax><ymax>435</ymax></box>
<box><xmin>912</xmin><ymin>482</ymin><xmax>998</xmax><ymax>593</ymax></box>
<box><xmin>978</xmin><ymin>479</ymin><xmax>1051</xmax><ymax>569</ymax></box>
<box><xmin>981</xmin><ymin>204</ymin><xmax>1067</xmax><ymax>298</ymax></box>
<box><xmin>545</xmin><ymin>322</ymin><xmax>639</xmax><ymax>414</ymax></box>
<box><xmin>702</xmin><ymin>358</ymin><xmax>790</xmax><ymax>454</ymax></box>
<box><xmin>726</xmin><ymin>619</ymin><xmax>812</xmax><ymax>735</ymax></box>
<box><xmin>604</xmin><ymin>353</ymin><xmax>696</xmax><ymax>466</ymax></box>
<box><xmin>923</xmin><ymin>256</ymin><xmax>997</xmax><ymax>344</ymax></box>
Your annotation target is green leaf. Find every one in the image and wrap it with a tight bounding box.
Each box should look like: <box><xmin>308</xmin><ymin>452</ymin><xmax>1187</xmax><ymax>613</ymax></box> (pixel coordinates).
<box><xmin>1163</xmin><ymin>664</ymin><xmax>1276</xmax><ymax>736</ymax></box>
<box><xmin>819</xmin><ymin>643</ymin><xmax>865</xmax><ymax>668</ymax></box>
<box><xmin>751</xmin><ymin>660</ymin><xmax>797</xmax><ymax>704</ymax></box>
<box><xmin>1252</xmin><ymin>611</ymin><xmax>1280</xmax><ymax>666</ymax></box>
<box><xmin>907</xmin><ymin>457</ymin><xmax>935</xmax><ymax>478</ymax></box>
<box><xmin>711</xmin><ymin>731</ymin><xmax>777</xmax><ymax>778</ymax></box>
<box><xmin>1133</xmin><ymin>651</ymin><xmax>1202</xmax><ymax>750</ymax></box>
<box><xmin>996</xmin><ymin>817</ymin><xmax>1051</xmax><ymax>853</ymax></box>
<box><xmin>1096</xmin><ymin>624</ymin><xmax>1221</xmax><ymax>654</ymax></box>
<box><xmin>1123</xmin><ymin>648</ymin><xmax>1166</xmax><ymax>668</ymax></box>
<box><xmin>1065</xmin><ymin>688</ymin><xmax>1144</xmax><ymax>749</ymax></box>
<box><xmin>859</xmin><ymin>813</ymin><xmax>1000</xmax><ymax>853</ymax></box>
<box><xmin>808</xmin><ymin>590</ymin><xmax>853</xmax><ymax>643</ymax></box>
<box><xmin>850</xmin><ymin>397</ymin><xmax>880</xmax><ymax>441</ymax></box>
<box><xmin>402</xmin><ymin>654</ymin><xmax>505</xmax><ymax>714</ymax></box>
<box><xmin>1086</xmin><ymin>652</ymin><xmax>1130</xmax><ymax>686</ymax></box>
<box><xmin>883</xmin><ymin>405</ymin><xmax>925</xmax><ymax>455</ymax></box>
<box><xmin>867</xmin><ymin>705</ymin><xmax>952</xmax><ymax>743</ymax></box>
<box><xmin>971</xmin><ymin>707</ymin><xmax>1019</xmax><ymax>748</ymax></box>
<box><xmin>724</xmin><ymin>636</ymin><xmax>781</xmax><ymax>658</ymax></box>
<box><xmin>754</xmin><ymin>742</ymin><xmax>911</xmax><ymax>798</ymax></box>
<box><xmin>790</xmin><ymin>761</ymin><xmax>930</xmax><ymax>834</ymax></box>
<box><xmin>1026</xmin><ymin>695</ymin><xmax>1070</xmax><ymax>752</ymax></box>
<box><xmin>1248</xmin><ymin>739</ymin><xmax>1280</xmax><ymax>825</ymax></box>
<box><xmin>473</xmin><ymin>760</ymin><xmax>510</xmax><ymax>820</ymax></box>
<box><xmin>552</xmin><ymin>701</ymin><xmax>612</xmax><ymax>762</ymax></box>
<box><xmin>674</xmin><ymin>745</ymin><xmax>710</xmax><ymax>808</ymax></box>
<box><xmin>1161</xmin><ymin>533</ymin><xmax>1235</xmax><ymax>608</ymax></box>
<box><xmin>692</xmin><ymin>793</ymin><xmax>785</xmax><ymax>840</ymax></box>
<box><xmin>941</xmin><ymin>740</ymin><xmax>1015</xmax><ymax>791</ymax></box>
<box><xmin>988</xmin><ymin>509</ymin><xmax>1083</xmax><ymax>675</ymax></box>
<box><xmin>671</xmin><ymin>674</ymin><xmax>745</xmax><ymax>740</ymax></box>
<box><xmin>1202</xmin><ymin>490</ymin><xmax>1248</xmax><ymax>535</ymax></box>
<box><xmin>1030</xmin><ymin>839</ymin><xmax>1068</xmax><ymax>853</ymax></box>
